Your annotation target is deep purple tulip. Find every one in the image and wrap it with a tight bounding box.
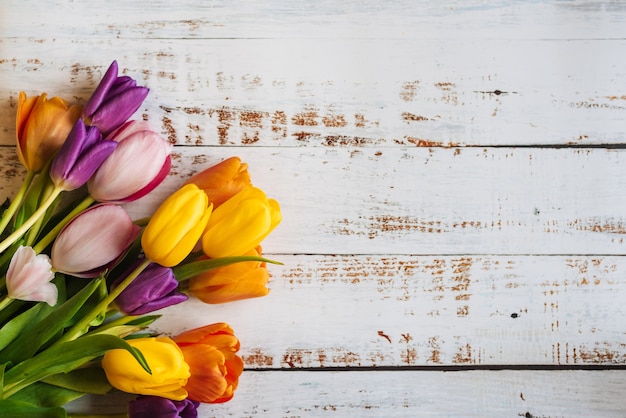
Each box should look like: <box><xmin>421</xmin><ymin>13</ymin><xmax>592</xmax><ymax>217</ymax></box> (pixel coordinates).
<box><xmin>128</xmin><ymin>396</ymin><xmax>199</xmax><ymax>418</ymax></box>
<box><xmin>113</xmin><ymin>259</ymin><xmax>188</xmax><ymax>315</ymax></box>
<box><xmin>49</xmin><ymin>119</ymin><xmax>117</xmax><ymax>191</ymax></box>
<box><xmin>83</xmin><ymin>60</ymin><xmax>149</xmax><ymax>137</ymax></box>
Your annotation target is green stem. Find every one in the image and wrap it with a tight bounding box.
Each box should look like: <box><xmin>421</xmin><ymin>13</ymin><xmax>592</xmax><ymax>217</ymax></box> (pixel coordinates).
<box><xmin>33</xmin><ymin>196</ymin><xmax>95</xmax><ymax>254</ymax></box>
<box><xmin>54</xmin><ymin>259</ymin><xmax>151</xmax><ymax>345</ymax></box>
<box><xmin>67</xmin><ymin>415</ymin><xmax>128</xmax><ymax>418</ymax></box>
<box><xmin>0</xmin><ymin>186</ymin><xmax>63</xmax><ymax>254</ymax></box>
<box><xmin>0</xmin><ymin>171</ymin><xmax>35</xmax><ymax>236</ymax></box>
<box><xmin>0</xmin><ymin>295</ymin><xmax>13</xmax><ymax>312</ymax></box>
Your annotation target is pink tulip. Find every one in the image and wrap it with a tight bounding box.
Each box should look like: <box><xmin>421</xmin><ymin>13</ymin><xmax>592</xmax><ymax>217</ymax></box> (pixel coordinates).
<box><xmin>6</xmin><ymin>246</ymin><xmax>57</xmax><ymax>306</ymax></box>
<box><xmin>88</xmin><ymin>121</ymin><xmax>172</xmax><ymax>203</ymax></box>
<box><xmin>51</xmin><ymin>204</ymin><xmax>141</xmax><ymax>278</ymax></box>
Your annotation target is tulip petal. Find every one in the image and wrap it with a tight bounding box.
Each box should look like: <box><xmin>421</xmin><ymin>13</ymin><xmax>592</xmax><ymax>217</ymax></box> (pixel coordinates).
<box><xmin>83</xmin><ymin>60</ymin><xmax>119</xmax><ymax>118</ymax></box>
<box><xmin>6</xmin><ymin>246</ymin><xmax>56</xmax><ymax>305</ymax></box>
<box><xmin>91</xmin><ymin>86</ymin><xmax>149</xmax><ymax>136</ymax></box>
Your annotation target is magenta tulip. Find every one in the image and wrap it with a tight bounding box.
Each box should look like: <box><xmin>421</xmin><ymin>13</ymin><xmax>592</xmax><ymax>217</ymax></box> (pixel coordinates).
<box><xmin>51</xmin><ymin>204</ymin><xmax>140</xmax><ymax>278</ymax></box>
<box><xmin>49</xmin><ymin>119</ymin><xmax>117</xmax><ymax>191</ymax></box>
<box><xmin>88</xmin><ymin>121</ymin><xmax>172</xmax><ymax>203</ymax></box>
<box><xmin>83</xmin><ymin>61</ymin><xmax>149</xmax><ymax>137</ymax></box>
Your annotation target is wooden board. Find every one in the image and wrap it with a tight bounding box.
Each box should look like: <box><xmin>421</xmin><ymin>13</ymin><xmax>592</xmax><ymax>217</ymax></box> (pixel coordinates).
<box><xmin>2</xmin><ymin>0</ymin><xmax>626</xmax><ymax>416</ymax></box>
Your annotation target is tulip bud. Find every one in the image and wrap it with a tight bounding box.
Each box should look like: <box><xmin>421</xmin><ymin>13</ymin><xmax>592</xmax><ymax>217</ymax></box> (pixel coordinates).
<box><xmin>142</xmin><ymin>184</ymin><xmax>212</xmax><ymax>267</ymax></box>
<box><xmin>49</xmin><ymin>119</ymin><xmax>117</xmax><ymax>191</ymax></box>
<box><xmin>201</xmin><ymin>187</ymin><xmax>281</xmax><ymax>258</ymax></box>
<box><xmin>16</xmin><ymin>92</ymin><xmax>82</xmax><ymax>173</ymax></box>
<box><xmin>6</xmin><ymin>246</ymin><xmax>57</xmax><ymax>306</ymax></box>
<box><xmin>184</xmin><ymin>157</ymin><xmax>251</xmax><ymax>207</ymax></box>
<box><xmin>83</xmin><ymin>60</ymin><xmax>149</xmax><ymax>137</ymax></box>
<box><xmin>88</xmin><ymin>120</ymin><xmax>172</xmax><ymax>203</ymax></box>
<box><xmin>102</xmin><ymin>337</ymin><xmax>190</xmax><ymax>401</ymax></box>
<box><xmin>189</xmin><ymin>246</ymin><xmax>269</xmax><ymax>304</ymax></box>
<box><xmin>51</xmin><ymin>204</ymin><xmax>140</xmax><ymax>278</ymax></box>
<box><xmin>128</xmin><ymin>396</ymin><xmax>199</xmax><ymax>418</ymax></box>
<box><xmin>113</xmin><ymin>260</ymin><xmax>188</xmax><ymax>315</ymax></box>
<box><xmin>173</xmin><ymin>323</ymin><xmax>243</xmax><ymax>403</ymax></box>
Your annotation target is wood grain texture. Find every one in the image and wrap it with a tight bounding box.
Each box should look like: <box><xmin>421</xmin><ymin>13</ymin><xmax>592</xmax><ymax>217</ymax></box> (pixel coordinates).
<box><xmin>2</xmin><ymin>0</ymin><xmax>626</xmax><ymax>416</ymax></box>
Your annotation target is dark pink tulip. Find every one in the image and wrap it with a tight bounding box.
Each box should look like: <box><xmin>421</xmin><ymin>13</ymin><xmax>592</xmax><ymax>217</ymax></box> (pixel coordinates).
<box><xmin>88</xmin><ymin>120</ymin><xmax>172</xmax><ymax>203</ymax></box>
<box><xmin>113</xmin><ymin>259</ymin><xmax>188</xmax><ymax>315</ymax></box>
<box><xmin>83</xmin><ymin>61</ymin><xmax>149</xmax><ymax>137</ymax></box>
<box><xmin>49</xmin><ymin>119</ymin><xmax>117</xmax><ymax>191</ymax></box>
<box><xmin>51</xmin><ymin>204</ymin><xmax>140</xmax><ymax>278</ymax></box>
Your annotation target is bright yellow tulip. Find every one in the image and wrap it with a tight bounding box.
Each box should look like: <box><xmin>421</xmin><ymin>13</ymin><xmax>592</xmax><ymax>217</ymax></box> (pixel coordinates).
<box><xmin>201</xmin><ymin>186</ymin><xmax>281</xmax><ymax>258</ymax></box>
<box><xmin>142</xmin><ymin>184</ymin><xmax>212</xmax><ymax>267</ymax></box>
<box><xmin>184</xmin><ymin>156</ymin><xmax>251</xmax><ymax>207</ymax></box>
<box><xmin>16</xmin><ymin>92</ymin><xmax>82</xmax><ymax>172</ymax></box>
<box><xmin>189</xmin><ymin>246</ymin><xmax>269</xmax><ymax>304</ymax></box>
<box><xmin>101</xmin><ymin>337</ymin><xmax>190</xmax><ymax>401</ymax></box>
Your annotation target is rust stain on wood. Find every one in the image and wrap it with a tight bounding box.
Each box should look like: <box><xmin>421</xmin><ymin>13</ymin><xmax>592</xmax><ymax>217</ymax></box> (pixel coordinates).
<box><xmin>377</xmin><ymin>330</ymin><xmax>392</xmax><ymax>343</ymax></box>
<box><xmin>569</xmin><ymin>217</ymin><xmax>626</xmax><ymax>234</ymax></box>
<box><xmin>241</xmin><ymin>348</ymin><xmax>274</xmax><ymax>367</ymax></box>
<box><xmin>453</xmin><ymin>343</ymin><xmax>474</xmax><ymax>364</ymax></box>
<box><xmin>402</xmin><ymin>112</ymin><xmax>430</xmax><ymax>122</ymax></box>
<box><xmin>292</xmin><ymin>110</ymin><xmax>319</xmax><ymax>126</ymax></box>
<box><xmin>322</xmin><ymin>114</ymin><xmax>348</xmax><ymax>128</ymax></box>
<box><xmin>400</xmin><ymin>81</ymin><xmax>420</xmax><ymax>101</ymax></box>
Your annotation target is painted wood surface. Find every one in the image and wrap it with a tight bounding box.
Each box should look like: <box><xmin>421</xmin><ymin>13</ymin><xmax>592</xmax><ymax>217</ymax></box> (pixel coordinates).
<box><xmin>2</xmin><ymin>0</ymin><xmax>626</xmax><ymax>416</ymax></box>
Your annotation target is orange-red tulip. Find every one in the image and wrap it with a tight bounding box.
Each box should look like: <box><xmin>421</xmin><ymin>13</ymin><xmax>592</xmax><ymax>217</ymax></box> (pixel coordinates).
<box><xmin>189</xmin><ymin>246</ymin><xmax>269</xmax><ymax>304</ymax></box>
<box><xmin>16</xmin><ymin>92</ymin><xmax>82</xmax><ymax>173</ymax></box>
<box><xmin>173</xmin><ymin>323</ymin><xmax>243</xmax><ymax>403</ymax></box>
<box><xmin>184</xmin><ymin>157</ymin><xmax>251</xmax><ymax>207</ymax></box>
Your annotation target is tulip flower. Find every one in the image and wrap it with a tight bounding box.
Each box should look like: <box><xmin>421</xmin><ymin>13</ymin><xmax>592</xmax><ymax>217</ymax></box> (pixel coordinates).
<box><xmin>102</xmin><ymin>337</ymin><xmax>190</xmax><ymax>401</ymax></box>
<box><xmin>88</xmin><ymin>120</ymin><xmax>172</xmax><ymax>203</ymax></box>
<box><xmin>142</xmin><ymin>184</ymin><xmax>212</xmax><ymax>267</ymax></box>
<box><xmin>173</xmin><ymin>323</ymin><xmax>243</xmax><ymax>403</ymax></box>
<box><xmin>202</xmin><ymin>187</ymin><xmax>281</xmax><ymax>258</ymax></box>
<box><xmin>184</xmin><ymin>157</ymin><xmax>251</xmax><ymax>207</ymax></box>
<box><xmin>128</xmin><ymin>396</ymin><xmax>199</xmax><ymax>418</ymax></box>
<box><xmin>189</xmin><ymin>246</ymin><xmax>269</xmax><ymax>304</ymax></box>
<box><xmin>83</xmin><ymin>60</ymin><xmax>149</xmax><ymax>137</ymax></box>
<box><xmin>51</xmin><ymin>204</ymin><xmax>140</xmax><ymax>278</ymax></box>
<box><xmin>113</xmin><ymin>260</ymin><xmax>188</xmax><ymax>315</ymax></box>
<box><xmin>5</xmin><ymin>245</ymin><xmax>56</xmax><ymax>306</ymax></box>
<box><xmin>16</xmin><ymin>91</ymin><xmax>82</xmax><ymax>173</ymax></box>
<box><xmin>49</xmin><ymin>119</ymin><xmax>118</xmax><ymax>191</ymax></box>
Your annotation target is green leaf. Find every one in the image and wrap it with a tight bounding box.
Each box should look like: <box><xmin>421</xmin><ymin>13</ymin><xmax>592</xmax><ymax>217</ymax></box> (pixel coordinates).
<box><xmin>173</xmin><ymin>255</ymin><xmax>283</xmax><ymax>282</ymax></box>
<box><xmin>0</xmin><ymin>304</ymin><xmax>43</xmax><ymax>351</ymax></box>
<box><xmin>0</xmin><ymin>398</ymin><xmax>66</xmax><ymax>418</ymax></box>
<box><xmin>0</xmin><ymin>279</ymin><xmax>102</xmax><ymax>365</ymax></box>
<box><xmin>41</xmin><ymin>367</ymin><xmax>112</xmax><ymax>395</ymax></box>
<box><xmin>9</xmin><ymin>381</ymin><xmax>84</xmax><ymax>408</ymax></box>
<box><xmin>3</xmin><ymin>334</ymin><xmax>150</xmax><ymax>398</ymax></box>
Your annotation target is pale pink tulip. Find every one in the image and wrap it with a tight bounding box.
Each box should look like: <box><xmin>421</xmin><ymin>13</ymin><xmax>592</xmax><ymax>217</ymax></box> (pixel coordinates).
<box><xmin>88</xmin><ymin>121</ymin><xmax>171</xmax><ymax>203</ymax></box>
<box><xmin>51</xmin><ymin>204</ymin><xmax>140</xmax><ymax>278</ymax></box>
<box><xmin>6</xmin><ymin>246</ymin><xmax>57</xmax><ymax>306</ymax></box>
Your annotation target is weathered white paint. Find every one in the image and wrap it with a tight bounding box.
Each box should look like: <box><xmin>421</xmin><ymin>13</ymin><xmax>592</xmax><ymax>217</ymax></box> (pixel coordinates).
<box><xmin>2</xmin><ymin>0</ymin><xmax>626</xmax><ymax>416</ymax></box>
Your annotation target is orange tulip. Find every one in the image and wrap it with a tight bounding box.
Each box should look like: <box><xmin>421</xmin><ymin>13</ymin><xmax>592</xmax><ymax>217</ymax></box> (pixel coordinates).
<box><xmin>184</xmin><ymin>157</ymin><xmax>251</xmax><ymax>207</ymax></box>
<box><xmin>16</xmin><ymin>92</ymin><xmax>82</xmax><ymax>172</ymax></box>
<box><xmin>173</xmin><ymin>323</ymin><xmax>244</xmax><ymax>403</ymax></box>
<box><xmin>189</xmin><ymin>246</ymin><xmax>269</xmax><ymax>304</ymax></box>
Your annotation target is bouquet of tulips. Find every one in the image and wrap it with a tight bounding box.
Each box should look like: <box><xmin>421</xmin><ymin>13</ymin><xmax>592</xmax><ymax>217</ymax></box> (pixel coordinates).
<box><xmin>0</xmin><ymin>61</ymin><xmax>281</xmax><ymax>417</ymax></box>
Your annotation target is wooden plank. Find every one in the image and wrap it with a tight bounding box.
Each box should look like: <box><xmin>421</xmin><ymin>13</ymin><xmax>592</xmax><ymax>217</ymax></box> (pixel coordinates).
<box><xmin>2</xmin><ymin>146</ymin><xmax>626</xmax><ymax>256</ymax></box>
<box><xmin>1</xmin><ymin>38</ymin><xmax>625</xmax><ymax>147</ymax></box>
<box><xmin>150</xmin><ymin>254</ymin><xmax>626</xmax><ymax>368</ymax></box>
<box><xmin>66</xmin><ymin>370</ymin><xmax>626</xmax><ymax>417</ymax></box>
<box><xmin>2</xmin><ymin>0</ymin><xmax>625</xmax><ymax>40</ymax></box>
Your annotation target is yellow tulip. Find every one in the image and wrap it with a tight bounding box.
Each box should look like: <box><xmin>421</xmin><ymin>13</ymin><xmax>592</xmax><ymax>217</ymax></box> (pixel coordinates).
<box><xmin>201</xmin><ymin>186</ymin><xmax>281</xmax><ymax>258</ymax></box>
<box><xmin>101</xmin><ymin>337</ymin><xmax>190</xmax><ymax>401</ymax></box>
<box><xmin>184</xmin><ymin>156</ymin><xmax>251</xmax><ymax>207</ymax></box>
<box><xmin>16</xmin><ymin>92</ymin><xmax>82</xmax><ymax>172</ymax></box>
<box><xmin>189</xmin><ymin>246</ymin><xmax>270</xmax><ymax>304</ymax></box>
<box><xmin>142</xmin><ymin>184</ymin><xmax>212</xmax><ymax>267</ymax></box>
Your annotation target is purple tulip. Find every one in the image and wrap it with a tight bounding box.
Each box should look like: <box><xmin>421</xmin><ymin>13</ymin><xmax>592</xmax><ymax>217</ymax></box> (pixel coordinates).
<box><xmin>113</xmin><ymin>259</ymin><xmax>188</xmax><ymax>315</ymax></box>
<box><xmin>51</xmin><ymin>204</ymin><xmax>141</xmax><ymax>278</ymax></box>
<box><xmin>49</xmin><ymin>119</ymin><xmax>117</xmax><ymax>191</ymax></box>
<box><xmin>87</xmin><ymin>120</ymin><xmax>172</xmax><ymax>203</ymax></box>
<box><xmin>128</xmin><ymin>396</ymin><xmax>199</xmax><ymax>418</ymax></box>
<box><xmin>83</xmin><ymin>60</ymin><xmax>149</xmax><ymax>137</ymax></box>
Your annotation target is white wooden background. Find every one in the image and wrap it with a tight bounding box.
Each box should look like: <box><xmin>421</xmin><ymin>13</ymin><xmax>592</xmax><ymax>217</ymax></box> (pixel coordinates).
<box><xmin>2</xmin><ymin>1</ymin><xmax>626</xmax><ymax>417</ymax></box>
